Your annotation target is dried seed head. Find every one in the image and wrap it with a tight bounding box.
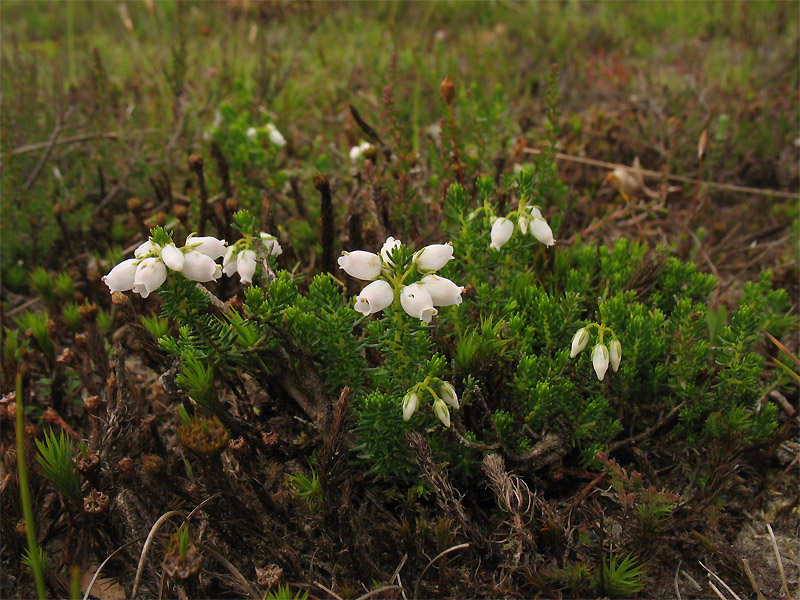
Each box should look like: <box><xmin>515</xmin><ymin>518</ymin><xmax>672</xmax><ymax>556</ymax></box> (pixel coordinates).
<box><xmin>76</xmin><ymin>449</ymin><xmax>101</xmax><ymax>474</ymax></box>
<box><xmin>441</xmin><ymin>76</ymin><xmax>455</xmax><ymax>105</ymax></box>
<box><xmin>118</xmin><ymin>457</ymin><xmax>136</xmax><ymax>476</ymax></box>
<box><xmin>127</xmin><ymin>197</ymin><xmax>143</xmax><ymax>213</ymax></box>
<box><xmin>262</xmin><ymin>431</ymin><xmax>279</xmax><ymax>448</ymax></box>
<box><xmin>83</xmin><ymin>489</ymin><xmax>110</xmax><ymax>514</ymax></box>
<box><xmin>188</xmin><ymin>152</ymin><xmax>204</xmax><ymax>170</ymax></box>
<box><xmin>56</xmin><ymin>348</ymin><xmax>76</xmax><ymax>364</ymax></box>
<box><xmin>84</xmin><ymin>395</ymin><xmax>103</xmax><ymax>414</ymax></box>
<box><xmin>256</xmin><ymin>564</ymin><xmax>284</xmax><ymax>588</ymax></box>
<box><xmin>163</xmin><ymin>543</ymin><xmax>203</xmax><ymax>580</ymax></box>
<box><xmin>142</xmin><ymin>455</ymin><xmax>165</xmax><ymax>476</ymax></box>
<box><xmin>15</xmin><ymin>518</ymin><xmax>27</xmax><ymax>538</ymax></box>
<box><xmin>177</xmin><ymin>416</ymin><xmax>229</xmax><ymax>457</ymax></box>
<box><xmin>74</xmin><ymin>333</ymin><xmax>89</xmax><ymax>347</ymax></box>
<box><xmin>225</xmin><ymin>196</ymin><xmax>239</xmax><ymax>211</ymax></box>
<box><xmin>228</xmin><ymin>436</ymin><xmax>249</xmax><ymax>455</ymax></box>
<box><xmin>173</xmin><ymin>203</ymin><xmax>189</xmax><ymax>219</ymax></box>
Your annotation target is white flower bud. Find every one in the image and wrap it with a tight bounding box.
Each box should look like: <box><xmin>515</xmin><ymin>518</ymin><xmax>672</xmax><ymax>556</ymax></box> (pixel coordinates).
<box><xmin>609</xmin><ymin>339</ymin><xmax>622</xmax><ymax>372</ymax></box>
<box><xmin>433</xmin><ymin>399</ymin><xmax>451</xmax><ymax>427</ymax></box>
<box><xmin>354</xmin><ymin>280</ymin><xmax>394</xmax><ymax>316</ymax></box>
<box><xmin>246</xmin><ymin>127</ymin><xmax>257</xmax><ymax>139</ymax></box>
<box><xmin>419</xmin><ymin>274</ymin><xmax>464</xmax><ymax>307</ymax></box>
<box><xmin>260</xmin><ymin>233</ymin><xmax>283</xmax><ymax>256</ymax></box>
<box><xmin>402</xmin><ymin>391</ymin><xmax>419</xmax><ymax>421</ymax></box>
<box><xmin>531</xmin><ymin>217</ymin><xmax>555</xmax><ymax>246</ymax></box>
<box><xmin>380</xmin><ymin>236</ymin><xmax>402</xmax><ymax>266</ymax></box>
<box><xmin>400</xmin><ymin>283</ymin><xmax>438</xmax><ymax>324</ymax></box>
<box><xmin>592</xmin><ymin>344</ymin><xmax>610</xmax><ymax>382</ymax></box>
<box><xmin>182</xmin><ymin>251</ymin><xmax>221</xmax><ymax>282</ymax></box>
<box><xmin>160</xmin><ymin>243</ymin><xmax>185</xmax><ymax>272</ymax></box>
<box><xmin>518</xmin><ymin>216</ymin><xmax>529</xmax><ymax>234</ymax></box>
<box><xmin>570</xmin><ymin>327</ymin><xmax>590</xmax><ymax>357</ymax></box>
<box><xmin>530</xmin><ymin>207</ymin><xmax>542</xmax><ymax>219</ymax></box>
<box><xmin>337</xmin><ymin>251</ymin><xmax>382</xmax><ymax>280</ymax></box>
<box><xmin>186</xmin><ymin>235</ymin><xmax>227</xmax><ymax>259</ymax></box>
<box><xmin>132</xmin><ymin>257</ymin><xmax>167</xmax><ymax>298</ymax></box>
<box><xmin>237</xmin><ymin>249</ymin><xmax>257</xmax><ymax>285</ymax></box>
<box><xmin>103</xmin><ymin>259</ymin><xmax>138</xmax><ymax>293</ymax></box>
<box><xmin>413</xmin><ymin>243</ymin><xmax>454</xmax><ymax>271</ymax></box>
<box><xmin>440</xmin><ymin>382</ymin><xmax>459</xmax><ymax>409</ymax></box>
<box><xmin>134</xmin><ymin>240</ymin><xmax>160</xmax><ymax>258</ymax></box>
<box><xmin>266</xmin><ymin>123</ymin><xmax>286</xmax><ymax>147</ymax></box>
<box><xmin>490</xmin><ymin>217</ymin><xmax>514</xmax><ymax>250</ymax></box>
<box><xmin>222</xmin><ymin>246</ymin><xmax>238</xmax><ymax>276</ymax></box>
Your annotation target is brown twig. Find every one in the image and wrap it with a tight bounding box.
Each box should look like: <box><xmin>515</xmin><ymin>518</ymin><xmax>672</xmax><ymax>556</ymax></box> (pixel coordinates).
<box><xmin>12</xmin><ymin>128</ymin><xmax>165</xmax><ymax>155</ymax></box>
<box><xmin>23</xmin><ymin>106</ymin><xmax>75</xmax><ymax>190</ymax></box>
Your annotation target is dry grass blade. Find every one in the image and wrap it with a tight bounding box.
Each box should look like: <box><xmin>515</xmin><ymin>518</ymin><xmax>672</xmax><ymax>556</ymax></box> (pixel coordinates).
<box><xmin>355</xmin><ymin>585</ymin><xmax>402</xmax><ymax>600</ymax></box>
<box><xmin>131</xmin><ymin>510</ymin><xmax>184</xmax><ymax>599</ymax></box>
<box><xmin>195</xmin><ymin>542</ymin><xmax>260</xmax><ymax>599</ymax></box>
<box><xmin>699</xmin><ymin>561</ymin><xmax>742</xmax><ymax>600</ymax></box>
<box><xmin>315</xmin><ymin>581</ymin><xmax>346</xmax><ymax>600</ymax></box>
<box><xmin>83</xmin><ymin>537</ymin><xmax>148</xmax><ymax>600</ymax></box>
<box><xmin>766</xmin><ymin>524</ymin><xmax>791</xmax><ymax>600</ymax></box>
<box><xmin>741</xmin><ymin>559</ymin><xmax>766</xmax><ymax>600</ymax></box>
<box><xmin>412</xmin><ymin>542</ymin><xmax>470</xmax><ymax>600</ymax></box>
<box><xmin>673</xmin><ymin>560</ymin><xmax>683</xmax><ymax>600</ymax></box>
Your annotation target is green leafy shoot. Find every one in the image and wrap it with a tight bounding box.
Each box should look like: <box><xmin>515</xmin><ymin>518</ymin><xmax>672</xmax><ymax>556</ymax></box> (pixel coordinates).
<box><xmin>266</xmin><ymin>584</ymin><xmax>310</xmax><ymax>600</ymax></box>
<box><xmin>597</xmin><ymin>553</ymin><xmax>646</xmax><ymax>598</ymax></box>
<box><xmin>35</xmin><ymin>429</ymin><xmax>83</xmax><ymax>505</ymax></box>
<box><xmin>286</xmin><ymin>467</ymin><xmax>322</xmax><ymax>510</ymax></box>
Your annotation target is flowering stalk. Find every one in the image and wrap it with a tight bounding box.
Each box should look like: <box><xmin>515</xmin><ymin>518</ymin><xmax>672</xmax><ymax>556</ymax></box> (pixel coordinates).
<box><xmin>401</xmin><ymin>375</ymin><xmax>460</xmax><ymax>427</ymax></box>
<box><xmin>568</xmin><ymin>321</ymin><xmax>622</xmax><ymax>381</ymax></box>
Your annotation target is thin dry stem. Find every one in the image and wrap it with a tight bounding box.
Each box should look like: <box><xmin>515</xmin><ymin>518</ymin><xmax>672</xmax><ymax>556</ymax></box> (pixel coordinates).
<box><xmin>766</xmin><ymin>524</ymin><xmax>791</xmax><ymax>599</ymax></box>
<box><xmin>413</xmin><ymin>543</ymin><xmax>470</xmax><ymax>600</ymax></box>
<box><xmin>741</xmin><ymin>559</ymin><xmax>766</xmax><ymax>600</ymax></box>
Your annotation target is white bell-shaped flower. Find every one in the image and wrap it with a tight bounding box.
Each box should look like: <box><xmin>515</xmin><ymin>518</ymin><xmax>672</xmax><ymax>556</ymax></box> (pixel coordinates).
<box><xmin>161</xmin><ymin>243</ymin><xmax>185</xmax><ymax>271</ymax></box>
<box><xmin>266</xmin><ymin>123</ymin><xmax>286</xmax><ymax>147</ymax></box>
<box><xmin>260</xmin><ymin>233</ymin><xmax>283</xmax><ymax>256</ymax></box>
<box><xmin>349</xmin><ymin>141</ymin><xmax>373</xmax><ymax>162</ymax></box>
<box><xmin>531</xmin><ymin>217</ymin><xmax>555</xmax><ymax>247</ymax></box>
<box><xmin>182</xmin><ymin>251</ymin><xmax>221</xmax><ymax>282</ymax></box>
<box><xmin>103</xmin><ymin>259</ymin><xmax>138</xmax><ymax>293</ymax></box>
<box><xmin>237</xmin><ymin>250</ymin><xmax>257</xmax><ymax>285</ymax></box>
<box><xmin>354</xmin><ymin>280</ymin><xmax>394</xmax><ymax>316</ymax></box>
<box><xmin>134</xmin><ymin>240</ymin><xmax>160</xmax><ymax>258</ymax></box>
<box><xmin>338</xmin><ymin>250</ymin><xmax>382</xmax><ymax>280</ymax></box>
<box><xmin>186</xmin><ymin>235</ymin><xmax>227</xmax><ymax>259</ymax></box>
<box><xmin>570</xmin><ymin>327</ymin><xmax>590</xmax><ymax>357</ymax></box>
<box><xmin>402</xmin><ymin>391</ymin><xmax>419</xmax><ymax>421</ymax></box>
<box><xmin>413</xmin><ymin>243</ymin><xmax>454</xmax><ymax>271</ymax></box>
<box><xmin>419</xmin><ymin>274</ymin><xmax>464</xmax><ymax>307</ymax></box>
<box><xmin>440</xmin><ymin>382</ymin><xmax>459</xmax><ymax>409</ymax></box>
<box><xmin>592</xmin><ymin>344</ymin><xmax>610</xmax><ymax>381</ymax></box>
<box><xmin>530</xmin><ymin>207</ymin><xmax>542</xmax><ymax>219</ymax></box>
<box><xmin>222</xmin><ymin>246</ymin><xmax>238</xmax><ymax>277</ymax></box>
<box><xmin>609</xmin><ymin>339</ymin><xmax>622</xmax><ymax>372</ymax></box>
<box><xmin>400</xmin><ymin>283</ymin><xmax>438</xmax><ymax>323</ymax></box>
<box><xmin>132</xmin><ymin>257</ymin><xmax>167</xmax><ymax>298</ymax></box>
<box><xmin>433</xmin><ymin>398</ymin><xmax>451</xmax><ymax>427</ymax></box>
<box><xmin>490</xmin><ymin>217</ymin><xmax>514</xmax><ymax>250</ymax></box>
<box><xmin>380</xmin><ymin>236</ymin><xmax>402</xmax><ymax>266</ymax></box>
<box><xmin>246</xmin><ymin>127</ymin><xmax>258</xmax><ymax>139</ymax></box>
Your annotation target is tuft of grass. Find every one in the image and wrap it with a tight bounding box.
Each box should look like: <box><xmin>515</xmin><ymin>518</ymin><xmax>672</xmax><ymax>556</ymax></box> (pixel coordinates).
<box><xmin>35</xmin><ymin>428</ymin><xmax>83</xmax><ymax>506</ymax></box>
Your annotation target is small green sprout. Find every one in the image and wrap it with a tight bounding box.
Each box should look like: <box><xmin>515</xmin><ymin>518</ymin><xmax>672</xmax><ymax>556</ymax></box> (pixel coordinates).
<box><xmin>35</xmin><ymin>429</ymin><xmax>83</xmax><ymax>505</ymax></box>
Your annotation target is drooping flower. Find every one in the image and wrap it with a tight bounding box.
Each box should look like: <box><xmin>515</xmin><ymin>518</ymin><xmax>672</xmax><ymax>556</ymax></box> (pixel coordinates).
<box><xmin>592</xmin><ymin>344</ymin><xmax>610</xmax><ymax>381</ymax></box>
<box><xmin>490</xmin><ymin>217</ymin><xmax>514</xmax><ymax>250</ymax></box>
<box><xmin>433</xmin><ymin>399</ymin><xmax>451</xmax><ymax>427</ymax></box>
<box><xmin>182</xmin><ymin>251</ymin><xmax>222</xmax><ymax>282</ymax></box>
<box><xmin>419</xmin><ymin>274</ymin><xmax>464</xmax><ymax>307</ymax></box>
<box><xmin>439</xmin><ymin>382</ymin><xmax>459</xmax><ymax>409</ymax></box>
<box><xmin>102</xmin><ymin>259</ymin><xmax>138</xmax><ymax>293</ymax></box>
<box><xmin>414</xmin><ymin>243</ymin><xmax>454</xmax><ymax>271</ymax></box>
<box><xmin>260</xmin><ymin>233</ymin><xmax>283</xmax><ymax>256</ymax></box>
<box><xmin>380</xmin><ymin>236</ymin><xmax>402</xmax><ymax>266</ymax></box>
<box><xmin>349</xmin><ymin>141</ymin><xmax>373</xmax><ymax>162</ymax></box>
<box><xmin>400</xmin><ymin>283</ymin><xmax>438</xmax><ymax>323</ymax></box>
<box><xmin>185</xmin><ymin>235</ymin><xmax>227</xmax><ymax>259</ymax></box>
<box><xmin>354</xmin><ymin>280</ymin><xmax>394</xmax><ymax>316</ymax></box>
<box><xmin>402</xmin><ymin>391</ymin><xmax>419</xmax><ymax>421</ymax></box>
<box><xmin>570</xmin><ymin>327</ymin><xmax>590</xmax><ymax>357</ymax></box>
<box><xmin>160</xmin><ymin>243</ymin><xmax>185</xmax><ymax>272</ymax></box>
<box><xmin>236</xmin><ymin>250</ymin><xmax>258</xmax><ymax>285</ymax></box>
<box><xmin>135</xmin><ymin>240</ymin><xmax>160</xmax><ymax>257</ymax></box>
<box><xmin>337</xmin><ymin>250</ymin><xmax>383</xmax><ymax>280</ymax></box>
<box><xmin>531</xmin><ymin>217</ymin><xmax>556</xmax><ymax>246</ymax></box>
<box><xmin>132</xmin><ymin>257</ymin><xmax>167</xmax><ymax>298</ymax></box>
<box><xmin>266</xmin><ymin>123</ymin><xmax>286</xmax><ymax>147</ymax></box>
<box><xmin>609</xmin><ymin>339</ymin><xmax>622</xmax><ymax>372</ymax></box>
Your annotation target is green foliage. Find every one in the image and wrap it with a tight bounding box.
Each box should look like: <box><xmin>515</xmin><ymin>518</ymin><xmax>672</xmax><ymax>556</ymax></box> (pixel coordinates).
<box><xmin>286</xmin><ymin>466</ymin><xmax>323</xmax><ymax>511</ymax></box>
<box><xmin>265</xmin><ymin>585</ymin><xmax>309</xmax><ymax>600</ymax></box>
<box><xmin>595</xmin><ymin>553</ymin><xmax>646</xmax><ymax>598</ymax></box>
<box><xmin>15</xmin><ymin>311</ymin><xmax>55</xmax><ymax>364</ymax></box>
<box><xmin>35</xmin><ymin>429</ymin><xmax>82</xmax><ymax>506</ymax></box>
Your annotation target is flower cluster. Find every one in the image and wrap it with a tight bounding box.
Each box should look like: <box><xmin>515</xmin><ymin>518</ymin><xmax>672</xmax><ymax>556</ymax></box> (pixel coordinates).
<box><xmin>246</xmin><ymin>123</ymin><xmax>287</xmax><ymax>148</ymax></box>
<box><xmin>490</xmin><ymin>205</ymin><xmax>555</xmax><ymax>251</ymax></box>
<box><xmin>349</xmin><ymin>141</ymin><xmax>374</xmax><ymax>162</ymax></box>
<box><xmin>223</xmin><ymin>233</ymin><xmax>283</xmax><ymax>285</ymax></box>
<box><xmin>402</xmin><ymin>378</ymin><xmax>459</xmax><ymax>427</ymax></box>
<box><xmin>103</xmin><ymin>233</ymin><xmax>226</xmax><ymax>298</ymax></box>
<box><xmin>570</xmin><ymin>325</ymin><xmax>622</xmax><ymax>381</ymax></box>
<box><xmin>338</xmin><ymin>237</ymin><xmax>465</xmax><ymax>324</ymax></box>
